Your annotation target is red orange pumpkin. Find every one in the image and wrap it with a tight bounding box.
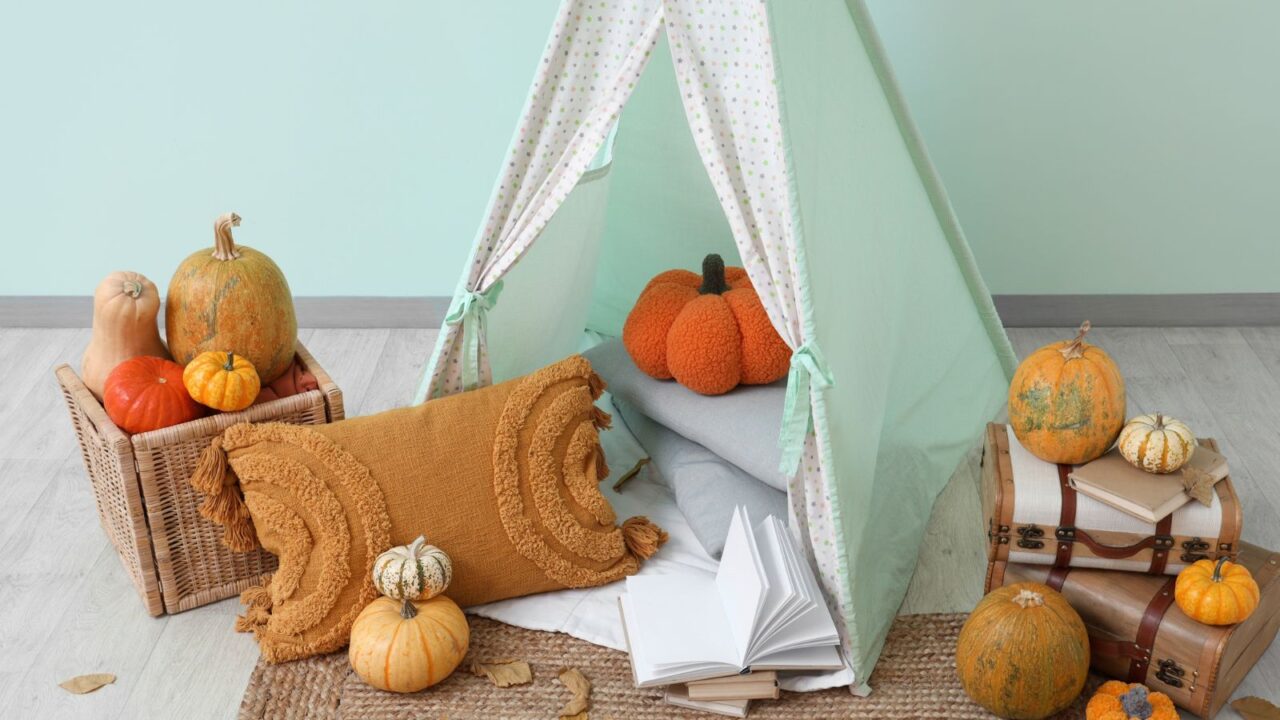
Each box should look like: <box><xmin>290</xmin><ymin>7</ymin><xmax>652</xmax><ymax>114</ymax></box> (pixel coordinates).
<box><xmin>622</xmin><ymin>254</ymin><xmax>790</xmax><ymax>395</ymax></box>
<box><xmin>103</xmin><ymin>356</ymin><xmax>206</xmax><ymax>434</ymax></box>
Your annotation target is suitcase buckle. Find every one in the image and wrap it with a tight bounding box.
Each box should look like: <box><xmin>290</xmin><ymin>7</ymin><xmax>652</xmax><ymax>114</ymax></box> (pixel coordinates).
<box><xmin>1054</xmin><ymin>526</ymin><xmax>1076</xmax><ymax>541</ymax></box>
<box><xmin>1182</xmin><ymin>537</ymin><xmax>1210</xmax><ymax>563</ymax></box>
<box><xmin>1155</xmin><ymin>658</ymin><xmax>1185</xmax><ymax>688</ymax></box>
<box><xmin>1153</xmin><ymin>535</ymin><xmax>1175</xmax><ymax>550</ymax></box>
<box><xmin>1017</xmin><ymin>525</ymin><xmax>1045</xmax><ymax>549</ymax></box>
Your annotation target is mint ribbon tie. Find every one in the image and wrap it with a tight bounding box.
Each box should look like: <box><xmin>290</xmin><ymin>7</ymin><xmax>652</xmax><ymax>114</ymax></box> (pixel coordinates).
<box><xmin>445</xmin><ymin>280</ymin><xmax>504</xmax><ymax>392</ymax></box>
<box><xmin>778</xmin><ymin>341</ymin><xmax>834</xmax><ymax>477</ymax></box>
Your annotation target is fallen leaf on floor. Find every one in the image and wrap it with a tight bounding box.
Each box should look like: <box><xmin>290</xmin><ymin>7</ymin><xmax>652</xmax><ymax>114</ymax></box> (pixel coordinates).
<box><xmin>58</xmin><ymin>673</ymin><xmax>116</xmax><ymax>694</ymax></box>
<box><xmin>557</xmin><ymin>667</ymin><xmax>591</xmax><ymax>719</ymax></box>
<box><xmin>469</xmin><ymin>658</ymin><xmax>532</xmax><ymax>687</ymax></box>
<box><xmin>1232</xmin><ymin>696</ymin><xmax>1280</xmax><ymax>720</ymax></box>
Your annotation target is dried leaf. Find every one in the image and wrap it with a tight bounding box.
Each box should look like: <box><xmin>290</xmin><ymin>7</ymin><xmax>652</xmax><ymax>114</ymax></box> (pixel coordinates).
<box><xmin>58</xmin><ymin>673</ymin><xmax>116</xmax><ymax>694</ymax></box>
<box><xmin>557</xmin><ymin>667</ymin><xmax>591</xmax><ymax>719</ymax></box>
<box><xmin>469</xmin><ymin>658</ymin><xmax>532</xmax><ymax>688</ymax></box>
<box><xmin>1182</xmin><ymin>466</ymin><xmax>1216</xmax><ymax>506</ymax></box>
<box><xmin>1232</xmin><ymin>696</ymin><xmax>1280</xmax><ymax>720</ymax></box>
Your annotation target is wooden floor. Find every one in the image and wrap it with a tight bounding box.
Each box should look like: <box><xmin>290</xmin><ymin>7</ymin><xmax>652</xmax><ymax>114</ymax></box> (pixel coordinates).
<box><xmin>1</xmin><ymin>326</ymin><xmax>1276</xmax><ymax>719</ymax></box>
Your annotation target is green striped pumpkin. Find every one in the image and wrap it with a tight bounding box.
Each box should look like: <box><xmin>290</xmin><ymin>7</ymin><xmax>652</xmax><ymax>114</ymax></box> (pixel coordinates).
<box><xmin>371</xmin><ymin>536</ymin><xmax>452</xmax><ymax>602</ymax></box>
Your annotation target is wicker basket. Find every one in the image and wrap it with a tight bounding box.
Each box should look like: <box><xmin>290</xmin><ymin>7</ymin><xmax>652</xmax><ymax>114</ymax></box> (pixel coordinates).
<box><xmin>55</xmin><ymin>342</ymin><xmax>343</xmax><ymax>616</ymax></box>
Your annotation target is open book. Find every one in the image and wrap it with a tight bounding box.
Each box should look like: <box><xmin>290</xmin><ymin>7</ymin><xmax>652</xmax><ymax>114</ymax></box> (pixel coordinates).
<box><xmin>619</xmin><ymin>507</ymin><xmax>844</xmax><ymax>687</ymax></box>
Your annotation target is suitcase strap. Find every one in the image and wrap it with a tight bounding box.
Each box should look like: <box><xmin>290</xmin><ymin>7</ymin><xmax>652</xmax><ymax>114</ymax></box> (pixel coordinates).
<box><xmin>1055</xmin><ymin>464</ymin><xmax>1174</xmax><ymax>573</ymax></box>
<box><xmin>1047</xmin><ymin>569</ymin><xmax>1178</xmax><ymax>683</ymax></box>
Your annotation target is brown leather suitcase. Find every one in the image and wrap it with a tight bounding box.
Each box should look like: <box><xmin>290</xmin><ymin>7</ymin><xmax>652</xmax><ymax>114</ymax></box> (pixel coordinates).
<box><xmin>982</xmin><ymin>423</ymin><xmax>1242</xmax><ymax>575</ymax></box>
<box><xmin>986</xmin><ymin>543</ymin><xmax>1280</xmax><ymax>718</ymax></box>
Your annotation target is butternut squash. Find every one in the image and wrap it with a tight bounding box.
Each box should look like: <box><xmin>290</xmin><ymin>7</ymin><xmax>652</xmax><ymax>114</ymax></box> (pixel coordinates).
<box><xmin>82</xmin><ymin>271</ymin><xmax>169</xmax><ymax>400</ymax></box>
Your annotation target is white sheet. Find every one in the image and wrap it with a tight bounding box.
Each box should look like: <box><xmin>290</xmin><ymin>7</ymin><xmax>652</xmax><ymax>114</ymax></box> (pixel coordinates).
<box><xmin>469</xmin><ymin>394</ymin><xmax>854</xmax><ymax>692</ymax></box>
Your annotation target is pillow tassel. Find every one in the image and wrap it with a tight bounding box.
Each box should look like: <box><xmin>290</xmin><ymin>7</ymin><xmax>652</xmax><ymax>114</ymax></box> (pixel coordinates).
<box><xmin>586</xmin><ymin>370</ymin><xmax>607</xmax><ymax>400</ymax></box>
<box><xmin>621</xmin><ymin>516</ymin><xmax>668</xmax><ymax>560</ymax></box>
<box><xmin>235</xmin><ymin>582</ymin><xmax>273</xmax><ymax>633</ymax></box>
<box><xmin>190</xmin><ymin>434</ymin><xmax>259</xmax><ymax>552</ymax></box>
<box><xmin>591</xmin><ymin>406</ymin><xmax>612</xmax><ymax>430</ymax></box>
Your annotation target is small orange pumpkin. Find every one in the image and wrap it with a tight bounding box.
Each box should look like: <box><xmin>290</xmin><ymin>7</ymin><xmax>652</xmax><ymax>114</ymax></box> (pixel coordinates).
<box><xmin>956</xmin><ymin>582</ymin><xmax>1089</xmax><ymax>719</ymax></box>
<box><xmin>1085</xmin><ymin>681</ymin><xmax>1178</xmax><ymax>720</ymax></box>
<box><xmin>349</xmin><ymin>596</ymin><xmax>469</xmax><ymax>693</ymax></box>
<box><xmin>622</xmin><ymin>254</ymin><xmax>790</xmax><ymax>395</ymax></box>
<box><xmin>183</xmin><ymin>351</ymin><xmax>261</xmax><ymax>411</ymax></box>
<box><xmin>1174</xmin><ymin>557</ymin><xmax>1260</xmax><ymax>625</ymax></box>
<box><xmin>1008</xmin><ymin>321</ymin><xmax>1126</xmax><ymax>464</ymax></box>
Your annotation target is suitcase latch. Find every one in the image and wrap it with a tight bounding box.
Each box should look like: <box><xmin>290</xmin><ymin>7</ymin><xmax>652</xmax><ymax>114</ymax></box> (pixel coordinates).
<box><xmin>988</xmin><ymin>519</ymin><xmax>1011</xmax><ymax>545</ymax></box>
<box><xmin>1182</xmin><ymin>537</ymin><xmax>1210</xmax><ymax>563</ymax></box>
<box><xmin>1017</xmin><ymin>525</ymin><xmax>1045</xmax><ymax>549</ymax></box>
<box><xmin>1155</xmin><ymin>658</ymin><xmax>1185</xmax><ymax>688</ymax></box>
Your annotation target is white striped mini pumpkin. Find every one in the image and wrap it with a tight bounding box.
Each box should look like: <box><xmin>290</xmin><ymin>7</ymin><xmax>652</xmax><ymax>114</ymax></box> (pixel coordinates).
<box><xmin>1118</xmin><ymin>413</ymin><xmax>1196</xmax><ymax>474</ymax></box>
<box><xmin>371</xmin><ymin>536</ymin><xmax>453</xmax><ymax>602</ymax></box>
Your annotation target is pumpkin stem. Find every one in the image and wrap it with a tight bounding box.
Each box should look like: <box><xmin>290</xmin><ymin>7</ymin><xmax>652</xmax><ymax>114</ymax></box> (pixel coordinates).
<box><xmin>1058</xmin><ymin>320</ymin><xmax>1092</xmax><ymax>360</ymax></box>
<box><xmin>1011</xmin><ymin>588</ymin><xmax>1044</xmax><ymax>609</ymax></box>
<box><xmin>212</xmin><ymin>212</ymin><xmax>243</xmax><ymax>261</ymax></box>
<box><xmin>400</xmin><ymin>598</ymin><xmax>418</xmax><ymax>620</ymax></box>
<box><xmin>1212</xmin><ymin>556</ymin><xmax>1230</xmax><ymax>582</ymax></box>
<box><xmin>699</xmin><ymin>254</ymin><xmax>728</xmax><ymax>295</ymax></box>
<box><xmin>121</xmin><ymin>279</ymin><xmax>143</xmax><ymax>299</ymax></box>
<box><xmin>223</xmin><ymin>351</ymin><xmax>236</xmax><ymax>372</ymax></box>
<box><xmin>407</xmin><ymin>535</ymin><xmax>426</xmax><ymax>557</ymax></box>
<box><xmin>1154</xmin><ymin>412</ymin><xmax>1164</xmax><ymax>429</ymax></box>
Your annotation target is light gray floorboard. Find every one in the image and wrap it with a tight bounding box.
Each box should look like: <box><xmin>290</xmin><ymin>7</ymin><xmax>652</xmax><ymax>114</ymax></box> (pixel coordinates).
<box><xmin>0</xmin><ymin>326</ymin><xmax>1276</xmax><ymax>719</ymax></box>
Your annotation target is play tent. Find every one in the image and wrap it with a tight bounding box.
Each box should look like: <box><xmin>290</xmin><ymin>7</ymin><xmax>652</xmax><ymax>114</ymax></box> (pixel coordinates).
<box><xmin>416</xmin><ymin>0</ymin><xmax>1016</xmax><ymax>688</ymax></box>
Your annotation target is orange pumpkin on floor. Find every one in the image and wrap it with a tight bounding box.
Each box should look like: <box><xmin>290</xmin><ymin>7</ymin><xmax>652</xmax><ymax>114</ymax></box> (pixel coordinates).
<box><xmin>956</xmin><ymin>582</ymin><xmax>1089</xmax><ymax>719</ymax></box>
<box><xmin>349</xmin><ymin>596</ymin><xmax>469</xmax><ymax>693</ymax></box>
<box><xmin>1085</xmin><ymin>681</ymin><xmax>1178</xmax><ymax>720</ymax></box>
<box><xmin>622</xmin><ymin>254</ymin><xmax>790</xmax><ymax>395</ymax></box>
<box><xmin>1008</xmin><ymin>321</ymin><xmax>1126</xmax><ymax>464</ymax></box>
<box><xmin>103</xmin><ymin>356</ymin><xmax>206</xmax><ymax>434</ymax></box>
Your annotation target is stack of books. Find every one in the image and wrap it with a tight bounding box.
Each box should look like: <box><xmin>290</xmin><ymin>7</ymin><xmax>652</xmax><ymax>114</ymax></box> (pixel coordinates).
<box><xmin>618</xmin><ymin>507</ymin><xmax>844</xmax><ymax>717</ymax></box>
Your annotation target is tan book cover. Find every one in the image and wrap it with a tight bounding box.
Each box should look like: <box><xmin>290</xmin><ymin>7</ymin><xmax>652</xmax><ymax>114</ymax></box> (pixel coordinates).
<box><xmin>665</xmin><ymin>685</ymin><xmax>751</xmax><ymax>718</ymax></box>
<box><xmin>687</xmin><ymin>670</ymin><xmax>780</xmax><ymax>701</ymax></box>
<box><xmin>1068</xmin><ymin>446</ymin><xmax>1228</xmax><ymax>523</ymax></box>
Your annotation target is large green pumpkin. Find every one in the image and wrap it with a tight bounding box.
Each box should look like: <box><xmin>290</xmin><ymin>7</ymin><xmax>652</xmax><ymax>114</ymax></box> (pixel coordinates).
<box><xmin>166</xmin><ymin>213</ymin><xmax>297</xmax><ymax>384</ymax></box>
<box><xmin>956</xmin><ymin>583</ymin><xmax>1090</xmax><ymax>719</ymax></box>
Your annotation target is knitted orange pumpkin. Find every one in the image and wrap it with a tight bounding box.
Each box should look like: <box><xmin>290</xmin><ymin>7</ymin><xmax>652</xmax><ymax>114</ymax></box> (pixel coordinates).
<box><xmin>1085</xmin><ymin>681</ymin><xmax>1178</xmax><ymax>720</ymax></box>
<box><xmin>622</xmin><ymin>254</ymin><xmax>790</xmax><ymax>395</ymax></box>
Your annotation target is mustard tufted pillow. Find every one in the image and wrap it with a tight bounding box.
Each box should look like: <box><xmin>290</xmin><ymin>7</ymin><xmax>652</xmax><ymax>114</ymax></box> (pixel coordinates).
<box><xmin>190</xmin><ymin>355</ymin><xmax>666</xmax><ymax>663</ymax></box>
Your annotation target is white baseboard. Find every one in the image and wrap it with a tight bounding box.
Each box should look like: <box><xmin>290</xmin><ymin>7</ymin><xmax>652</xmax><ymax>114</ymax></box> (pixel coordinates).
<box><xmin>2</xmin><ymin>294</ymin><xmax>1278</xmax><ymax>328</ymax></box>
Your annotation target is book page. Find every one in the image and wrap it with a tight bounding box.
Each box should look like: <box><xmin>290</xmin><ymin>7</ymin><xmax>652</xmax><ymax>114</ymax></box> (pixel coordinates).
<box><xmin>715</xmin><ymin>507</ymin><xmax>768</xmax><ymax>664</ymax></box>
<box><xmin>746</xmin><ymin>515</ymin><xmax>802</xmax><ymax>657</ymax></box>
<box><xmin>625</xmin><ymin>573</ymin><xmax>739</xmax><ymax>672</ymax></box>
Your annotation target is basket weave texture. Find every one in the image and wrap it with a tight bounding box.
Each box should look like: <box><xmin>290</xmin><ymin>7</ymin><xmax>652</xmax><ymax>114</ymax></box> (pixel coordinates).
<box><xmin>55</xmin><ymin>342</ymin><xmax>343</xmax><ymax>616</ymax></box>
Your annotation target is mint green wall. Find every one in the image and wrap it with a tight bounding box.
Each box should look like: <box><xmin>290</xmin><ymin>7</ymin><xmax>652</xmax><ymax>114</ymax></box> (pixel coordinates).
<box><xmin>0</xmin><ymin>1</ymin><xmax>559</xmax><ymax>297</ymax></box>
<box><xmin>865</xmin><ymin>0</ymin><xmax>1280</xmax><ymax>294</ymax></box>
<box><xmin>5</xmin><ymin>1</ymin><xmax>1278</xmax><ymax>297</ymax></box>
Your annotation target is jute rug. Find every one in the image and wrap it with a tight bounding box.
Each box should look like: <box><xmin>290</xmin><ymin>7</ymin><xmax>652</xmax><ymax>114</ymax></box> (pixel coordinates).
<box><xmin>239</xmin><ymin>614</ymin><xmax>1099</xmax><ymax>719</ymax></box>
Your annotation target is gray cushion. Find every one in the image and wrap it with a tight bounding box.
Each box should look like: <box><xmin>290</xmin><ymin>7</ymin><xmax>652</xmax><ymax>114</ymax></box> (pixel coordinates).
<box><xmin>584</xmin><ymin>339</ymin><xmax>788</xmax><ymax>491</ymax></box>
<box><xmin>615</xmin><ymin>399</ymin><xmax>788</xmax><ymax>560</ymax></box>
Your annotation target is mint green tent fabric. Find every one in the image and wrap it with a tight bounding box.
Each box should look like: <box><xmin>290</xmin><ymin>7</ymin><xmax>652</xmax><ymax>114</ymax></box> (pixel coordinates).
<box><xmin>419</xmin><ymin>0</ymin><xmax>1014</xmax><ymax>691</ymax></box>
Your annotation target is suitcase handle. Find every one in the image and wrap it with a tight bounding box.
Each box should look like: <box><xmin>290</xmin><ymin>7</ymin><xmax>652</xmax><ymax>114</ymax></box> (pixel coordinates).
<box><xmin>1056</xmin><ymin>526</ymin><xmax>1174</xmax><ymax>559</ymax></box>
